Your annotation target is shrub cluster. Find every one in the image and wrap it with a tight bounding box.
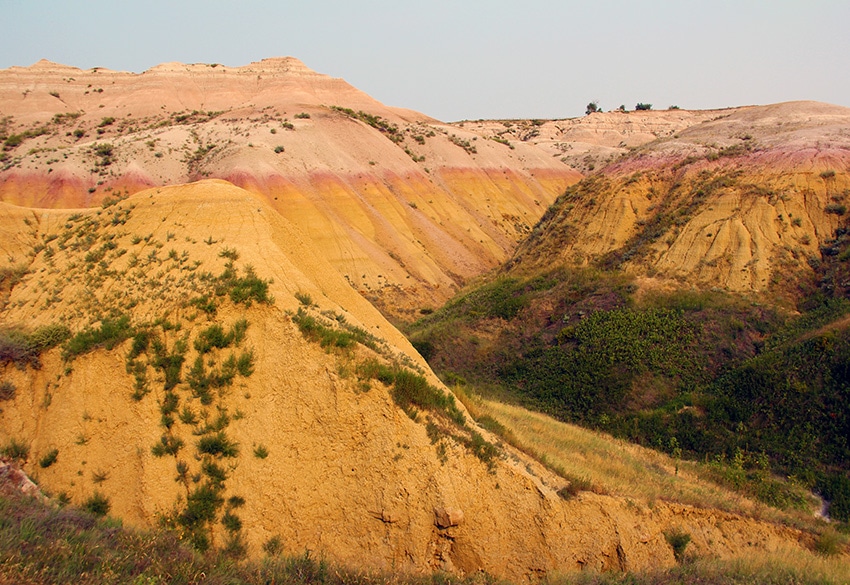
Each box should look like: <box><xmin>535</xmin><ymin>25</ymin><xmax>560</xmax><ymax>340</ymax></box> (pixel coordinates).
<box><xmin>0</xmin><ymin>323</ymin><xmax>71</xmax><ymax>367</ymax></box>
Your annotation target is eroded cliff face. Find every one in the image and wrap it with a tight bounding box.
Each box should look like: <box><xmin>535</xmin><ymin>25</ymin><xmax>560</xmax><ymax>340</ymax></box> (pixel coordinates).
<box><xmin>509</xmin><ymin>101</ymin><xmax>850</xmax><ymax>303</ymax></box>
<box><xmin>0</xmin><ymin>181</ymin><xmax>812</xmax><ymax>581</ymax></box>
<box><xmin>0</xmin><ymin>58</ymin><xmax>579</xmax><ymax>319</ymax></box>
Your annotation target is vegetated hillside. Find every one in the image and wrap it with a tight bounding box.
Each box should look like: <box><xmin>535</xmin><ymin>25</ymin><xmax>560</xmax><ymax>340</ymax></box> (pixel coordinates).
<box><xmin>510</xmin><ymin>101</ymin><xmax>850</xmax><ymax>304</ymax></box>
<box><xmin>406</xmin><ymin>102</ymin><xmax>850</xmax><ymax>524</ymax></box>
<box><xmin>0</xmin><ymin>58</ymin><xmax>580</xmax><ymax>320</ymax></box>
<box><xmin>0</xmin><ymin>179</ymin><xmax>821</xmax><ymax>580</ymax></box>
<box><xmin>3</xmin><ymin>486</ymin><xmax>849</xmax><ymax>585</ymax></box>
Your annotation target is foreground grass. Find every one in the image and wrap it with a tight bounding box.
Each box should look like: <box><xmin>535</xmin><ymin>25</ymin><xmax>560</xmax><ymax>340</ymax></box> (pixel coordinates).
<box><xmin>552</xmin><ymin>547</ymin><xmax>850</xmax><ymax>585</ymax></box>
<box><xmin>0</xmin><ymin>491</ymin><xmax>498</xmax><ymax>585</ymax></box>
<box><xmin>1</xmin><ymin>487</ymin><xmax>848</xmax><ymax>584</ymax></box>
<box><xmin>459</xmin><ymin>392</ymin><xmax>823</xmax><ymax>530</ymax></box>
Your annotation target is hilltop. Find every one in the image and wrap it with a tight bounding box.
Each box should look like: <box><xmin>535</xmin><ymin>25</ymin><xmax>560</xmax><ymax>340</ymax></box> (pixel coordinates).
<box><xmin>0</xmin><ymin>58</ymin><xmax>580</xmax><ymax>320</ymax></box>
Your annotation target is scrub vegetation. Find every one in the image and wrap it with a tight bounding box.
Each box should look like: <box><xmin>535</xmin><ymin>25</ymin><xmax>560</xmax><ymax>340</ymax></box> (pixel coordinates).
<box><xmin>406</xmin><ymin>215</ymin><xmax>850</xmax><ymax>524</ymax></box>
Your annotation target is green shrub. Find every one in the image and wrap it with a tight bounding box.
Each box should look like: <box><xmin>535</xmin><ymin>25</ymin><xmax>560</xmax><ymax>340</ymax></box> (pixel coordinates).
<box><xmin>295</xmin><ymin>292</ymin><xmax>313</xmax><ymax>306</ymax></box>
<box><xmin>813</xmin><ymin>529</ymin><xmax>843</xmax><ymax>556</ymax></box>
<box><xmin>292</xmin><ymin>308</ymin><xmax>356</xmax><ymax>349</ymax></box>
<box><xmin>39</xmin><ymin>448</ymin><xmax>59</xmax><ymax>468</ymax></box>
<box><xmin>83</xmin><ymin>492</ymin><xmax>111</xmax><ymax>517</ymax></box>
<box><xmin>466</xmin><ymin>430</ymin><xmax>498</xmax><ymax>468</ymax></box>
<box><xmin>0</xmin><ymin>323</ymin><xmax>70</xmax><ymax>367</ymax></box>
<box><xmin>3</xmin><ymin>134</ymin><xmax>23</xmax><ymax>149</ymax></box>
<box><xmin>236</xmin><ymin>349</ymin><xmax>254</xmax><ymax>377</ymax></box>
<box><xmin>189</xmin><ymin>294</ymin><xmax>217</xmax><ymax>315</ymax></box>
<box><xmin>202</xmin><ymin>461</ymin><xmax>228</xmax><ymax>486</ymax></box>
<box><xmin>224</xmin><ymin>267</ymin><xmax>272</xmax><ymax>306</ymax></box>
<box><xmin>151</xmin><ymin>434</ymin><xmax>184</xmax><ymax>457</ymax></box>
<box><xmin>253</xmin><ymin>444</ymin><xmax>269</xmax><ymax>459</ymax></box>
<box><xmin>194</xmin><ymin>324</ymin><xmax>231</xmax><ymax>353</ymax></box>
<box><xmin>557</xmin><ymin>474</ymin><xmax>593</xmax><ymax>500</ymax></box>
<box><xmin>29</xmin><ymin>324</ymin><xmax>72</xmax><ymax>351</ymax></box>
<box><xmin>819</xmin><ymin>473</ymin><xmax>850</xmax><ymax>522</ymax></box>
<box><xmin>825</xmin><ymin>203</ymin><xmax>846</xmax><ymax>215</ymax></box>
<box><xmin>63</xmin><ymin>315</ymin><xmax>133</xmax><ymax>360</ymax></box>
<box><xmin>263</xmin><ymin>535</ymin><xmax>284</xmax><ymax>556</ymax></box>
<box><xmin>221</xmin><ymin>511</ymin><xmax>242</xmax><ymax>533</ymax></box>
<box><xmin>128</xmin><ymin>330</ymin><xmax>151</xmax><ymax>359</ymax></box>
<box><xmin>0</xmin><ymin>380</ymin><xmax>15</xmax><ymax>401</ymax></box>
<box><xmin>358</xmin><ymin>360</ymin><xmax>466</xmax><ymax>426</ymax></box>
<box><xmin>180</xmin><ymin>483</ymin><xmax>223</xmax><ymax>529</ymax></box>
<box><xmin>635</xmin><ymin>103</ymin><xmax>653</xmax><ymax>111</ymax></box>
<box><xmin>187</xmin><ymin>356</ymin><xmax>213</xmax><ymax>404</ymax></box>
<box><xmin>665</xmin><ymin>529</ymin><xmax>691</xmax><ymax>562</ymax></box>
<box><xmin>197</xmin><ymin>432</ymin><xmax>239</xmax><ymax>458</ymax></box>
<box><xmin>151</xmin><ymin>337</ymin><xmax>187</xmax><ymax>391</ymax></box>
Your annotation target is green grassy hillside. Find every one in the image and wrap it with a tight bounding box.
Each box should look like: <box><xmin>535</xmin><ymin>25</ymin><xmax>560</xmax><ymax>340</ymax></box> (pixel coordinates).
<box><xmin>406</xmin><ymin>222</ymin><xmax>850</xmax><ymax>522</ymax></box>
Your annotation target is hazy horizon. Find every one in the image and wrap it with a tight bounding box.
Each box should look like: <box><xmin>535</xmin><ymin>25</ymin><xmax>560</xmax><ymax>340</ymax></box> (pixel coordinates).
<box><xmin>2</xmin><ymin>0</ymin><xmax>848</xmax><ymax>121</ymax></box>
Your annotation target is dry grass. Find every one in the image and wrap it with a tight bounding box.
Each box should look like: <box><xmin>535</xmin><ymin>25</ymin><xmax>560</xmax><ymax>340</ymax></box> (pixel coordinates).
<box><xmin>549</xmin><ymin>545</ymin><xmax>850</xmax><ymax>584</ymax></box>
<box><xmin>459</xmin><ymin>391</ymin><xmax>822</xmax><ymax>528</ymax></box>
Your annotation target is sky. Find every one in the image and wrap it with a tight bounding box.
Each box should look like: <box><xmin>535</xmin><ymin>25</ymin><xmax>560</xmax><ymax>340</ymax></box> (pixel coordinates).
<box><xmin>1</xmin><ymin>0</ymin><xmax>848</xmax><ymax>121</ymax></box>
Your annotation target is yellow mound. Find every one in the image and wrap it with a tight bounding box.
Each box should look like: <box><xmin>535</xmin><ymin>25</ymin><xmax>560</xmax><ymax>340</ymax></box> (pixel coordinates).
<box><xmin>0</xmin><ymin>180</ymin><xmax>819</xmax><ymax>580</ymax></box>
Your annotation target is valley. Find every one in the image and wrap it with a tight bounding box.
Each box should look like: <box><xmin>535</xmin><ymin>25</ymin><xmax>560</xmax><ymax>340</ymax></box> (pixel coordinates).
<box><xmin>0</xmin><ymin>58</ymin><xmax>848</xmax><ymax>584</ymax></box>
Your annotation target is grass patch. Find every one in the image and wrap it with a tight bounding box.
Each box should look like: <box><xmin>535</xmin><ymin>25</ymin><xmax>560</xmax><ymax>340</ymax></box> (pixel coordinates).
<box><xmin>291</xmin><ymin>307</ymin><xmax>377</xmax><ymax>351</ymax></box>
<box><xmin>1</xmin><ymin>438</ymin><xmax>29</xmax><ymax>461</ymax></box>
<box><xmin>0</xmin><ymin>380</ymin><xmax>15</xmax><ymax>401</ymax></box>
<box><xmin>216</xmin><ymin>264</ymin><xmax>273</xmax><ymax>306</ymax></box>
<box><xmin>63</xmin><ymin>315</ymin><xmax>133</xmax><ymax>360</ymax></box>
<box><xmin>358</xmin><ymin>359</ymin><xmax>464</xmax><ymax>425</ymax></box>
<box><xmin>461</xmin><ymin>396</ymin><xmax>823</xmax><ymax>528</ymax></box>
<box><xmin>664</xmin><ymin>528</ymin><xmax>691</xmax><ymax>563</ymax></box>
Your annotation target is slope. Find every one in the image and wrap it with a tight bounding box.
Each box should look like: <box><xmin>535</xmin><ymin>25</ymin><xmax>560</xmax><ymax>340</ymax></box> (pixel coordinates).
<box><xmin>0</xmin><ymin>180</ymin><xmax>820</xmax><ymax>580</ymax></box>
<box><xmin>0</xmin><ymin>58</ymin><xmax>580</xmax><ymax>319</ymax></box>
<box><xmin>405</xmin><ymin>101</ymin><xmax>850</xmax><ymax>522</ymax></box>
<box><xmin>510</xmin><ymin>101</ymin><xmax>850</xmax><ymax>303</ymax></box>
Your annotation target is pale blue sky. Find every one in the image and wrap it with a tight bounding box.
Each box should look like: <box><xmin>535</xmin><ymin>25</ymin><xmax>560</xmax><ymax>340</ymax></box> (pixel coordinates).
<box><xmin>1</xmin><ymin>0</ymin><xmax>848</xmax><ymax>121</ymax></box>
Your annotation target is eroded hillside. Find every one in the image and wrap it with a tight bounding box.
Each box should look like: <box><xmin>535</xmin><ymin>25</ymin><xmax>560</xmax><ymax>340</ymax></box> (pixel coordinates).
<box><xmin>0</xmin><ymin>181</ymin><xmax>821</xmax><ymax>580</ymax></box>
<box><xmin>454</xmin><ymin>107</ymin><xmax>728</xmax><ymax>174</ymax></box>
<box><xmin>0</xmin><ymin>58</ymin><xmax>580</xmax><ymax>319</ymax></box>
<box><xmin>508</xmin><ymin>101</ymin><xmax>850</xmax><ymax>303</ymax></box>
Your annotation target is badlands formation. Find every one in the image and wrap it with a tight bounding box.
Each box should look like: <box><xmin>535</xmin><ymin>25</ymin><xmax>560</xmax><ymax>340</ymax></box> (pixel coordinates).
<box><xmin>0</xmin><ymin>181</ymin><xmax>814</xmax><ymax>580</ymax></box>
<box><xmin>508</xmin><ymin>101</ymin><xmax>850</xmax><ymax>303</ymax></box>
<box><xmin>0</xmin><ymin>58</ymin><xmax>845</xmax><ymax>578</ymax></box>
<box><xmin>0</xmin><ymin>57</ymin><xmax>580</xmax><ymax>319</ymax></box>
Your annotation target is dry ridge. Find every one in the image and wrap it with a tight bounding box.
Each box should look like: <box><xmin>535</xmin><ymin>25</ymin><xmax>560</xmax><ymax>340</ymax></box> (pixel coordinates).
<box><xmin>0</xmin><ymin>58</ymin><xmax>581</xmax><ymax>319</ymax></box>
<box><xmin>508</xmin><ymin>101</ymin><xmax>850</xmax><ymax>303</ymax></box>
<box><xmin>0</xmin><ymin>181</ymin><xmax>815</xmax><ymax>580</ymax></box>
